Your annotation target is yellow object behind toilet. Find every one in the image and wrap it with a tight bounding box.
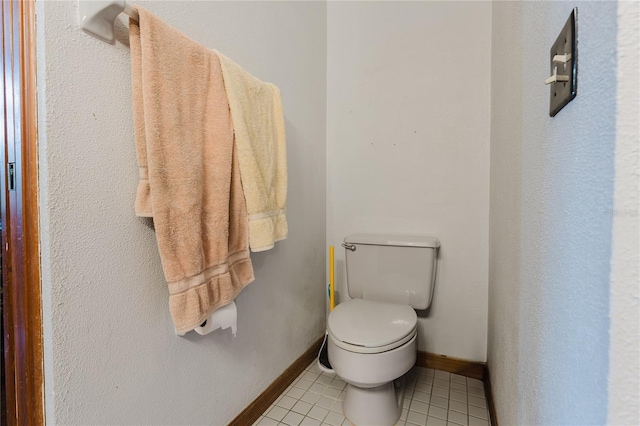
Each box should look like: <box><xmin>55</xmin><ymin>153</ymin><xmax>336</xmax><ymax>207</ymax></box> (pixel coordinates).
<box><xmin>330</xmin><ymin>245</ymin><xmax>335</xmax><ymax>311</ymax></box>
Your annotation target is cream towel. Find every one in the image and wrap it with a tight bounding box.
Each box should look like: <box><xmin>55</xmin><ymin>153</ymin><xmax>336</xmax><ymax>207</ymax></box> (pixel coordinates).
<box><xmin>217</xmin><ymin>53</ymin><xmax>288</xmax><ymax>252</ymax></box>
<box><xmin>130</xmin><ymin>8</ymin><xmax>254</xmax><ymax>334</ymax></box>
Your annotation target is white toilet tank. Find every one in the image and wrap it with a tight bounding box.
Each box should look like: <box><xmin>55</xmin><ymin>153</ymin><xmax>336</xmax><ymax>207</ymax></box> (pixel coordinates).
<box><xmin>343</xmin><ymin>233</ymin><xmax>440</xmax><ymax>310</ymax></box>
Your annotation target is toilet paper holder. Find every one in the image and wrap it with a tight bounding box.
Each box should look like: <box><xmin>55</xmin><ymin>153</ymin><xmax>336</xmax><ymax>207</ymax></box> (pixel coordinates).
<box><xmin>194</xmin><ymin>301</ymin><xmax>238</xmax><ymax>336</ymax></box>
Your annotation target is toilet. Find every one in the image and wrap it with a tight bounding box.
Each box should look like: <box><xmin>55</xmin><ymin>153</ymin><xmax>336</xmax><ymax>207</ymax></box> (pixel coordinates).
<box><xmin>327</xmin><ymin>233</ymin><xmax>440</xmax><ymax>426</ymax></box>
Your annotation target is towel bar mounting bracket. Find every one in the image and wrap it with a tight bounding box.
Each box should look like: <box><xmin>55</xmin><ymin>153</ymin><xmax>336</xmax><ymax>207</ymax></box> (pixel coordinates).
<box><xmin>79</xmin><ymin>0</ymin><xmax>138</xmax><ymax>44</ymax></box>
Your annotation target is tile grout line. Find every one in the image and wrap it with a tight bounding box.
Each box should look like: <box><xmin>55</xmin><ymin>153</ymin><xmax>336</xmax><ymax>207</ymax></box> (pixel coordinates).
<box><xmin>258</xmin><ymin>363</ymin><xmax>490</xmax><ymax>426</ymax></box>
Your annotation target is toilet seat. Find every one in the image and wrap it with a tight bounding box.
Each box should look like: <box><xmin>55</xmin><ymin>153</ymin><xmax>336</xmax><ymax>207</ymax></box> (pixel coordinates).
<box><xmin>328</xmin><ymin>299</ymin><xmax>417</xmax><ymax>354</ymax></box>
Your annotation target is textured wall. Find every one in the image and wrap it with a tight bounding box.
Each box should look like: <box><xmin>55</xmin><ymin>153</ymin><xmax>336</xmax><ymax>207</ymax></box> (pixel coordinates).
<box><xmin>36</xmin><ymin>1</ymin><xmax>326</xmax><ymax>424</ymax></box>
<box><xmin>326</xmin><ymin>1</ymin><xmax>492</xmax><ymax>361</ymax></box>
<box><xmin>608</xmin><ymin>1</ymin><xmax>640</xmax><ymax>423</ymax></box>
<box><xmin>489</xmin><ymin>2</ymin><xmax>617</xmax><ymax>424</ymax></box>
<box><xmin>487</xmin><ymin>2</ymin><xmax>523</xmax><ymax>422</ymax></box>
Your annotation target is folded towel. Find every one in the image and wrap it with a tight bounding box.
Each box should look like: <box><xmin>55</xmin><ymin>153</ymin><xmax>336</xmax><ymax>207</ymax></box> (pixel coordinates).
<box><xmin>217</xmin><ymin>53</ymin><xmax>288</xmax><ymax>252</ymax></box>
<box><xmin>130</xmin><ymin>8</ymin><xmax>254</xmax><ymax>334</ymax></box>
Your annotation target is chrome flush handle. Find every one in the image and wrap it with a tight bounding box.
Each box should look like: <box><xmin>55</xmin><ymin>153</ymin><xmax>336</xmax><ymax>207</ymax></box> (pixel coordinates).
<box><xmin>341</xmin><ymin>243</ymin><xmax>356</xmax><ymax>251</ymax></box>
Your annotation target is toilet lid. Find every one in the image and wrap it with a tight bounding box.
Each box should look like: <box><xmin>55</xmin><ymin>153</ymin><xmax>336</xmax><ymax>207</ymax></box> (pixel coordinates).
<box><xmin>328</xmin><ymin>299</ymin><xmax>417</xmax><ymax>349</ymax></box>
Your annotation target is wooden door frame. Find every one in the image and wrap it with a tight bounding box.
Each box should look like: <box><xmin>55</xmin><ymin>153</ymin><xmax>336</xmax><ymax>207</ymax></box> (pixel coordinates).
<box><xmin>1</xmin><ymin>0</ymin><xmax>44</xmax><ymax>424</ymax></box>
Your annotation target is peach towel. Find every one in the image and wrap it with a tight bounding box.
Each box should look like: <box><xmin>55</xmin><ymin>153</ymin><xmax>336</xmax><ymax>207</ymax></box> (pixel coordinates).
<box><xmin>130</xmin><ymin>8</ymin><xmax>254</xmax><ymax>334</ymax></box>
<box><xmin>217</xmin><ymin>53</ymin><xmax>288</xmax><ymax>252</ymax></box>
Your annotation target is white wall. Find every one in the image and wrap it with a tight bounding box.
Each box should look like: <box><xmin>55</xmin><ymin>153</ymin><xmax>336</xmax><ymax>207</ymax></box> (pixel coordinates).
<box><xmin>36</xmin><ymin>1</ymin><xmax>326</xmax><ymax>424</ymax></box>
<box><xmin>489</xmin><ymin>2</ymin><xmax>621</xmax><ymax>424</ymax></box>
<box><xmin>327</xmin><ymin>1</ymin><xmax>492</xmax><ymax>362</ymax></box>
<box><xmin>487</xmin><ymin>2</ymin><xmax>522</xmax><ymax>423</ymax></box>
<box><xmin>608</xmin><ymin>1</ymin><xmax>640</xmax><ymax>423</ymax></box>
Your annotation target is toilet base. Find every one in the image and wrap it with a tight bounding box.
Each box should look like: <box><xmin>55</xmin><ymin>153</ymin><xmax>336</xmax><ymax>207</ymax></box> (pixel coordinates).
<box><xmin>342</xmin><ymin>379</ymin><xmax>405</xmax><ymax>426</ymax></box>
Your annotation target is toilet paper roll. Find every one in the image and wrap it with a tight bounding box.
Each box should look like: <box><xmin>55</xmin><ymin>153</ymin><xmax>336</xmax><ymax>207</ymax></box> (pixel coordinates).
<box><xmin>194</xmin><ymin>301</ymin><xmax>238</xmax><ymax>336</ymax></box>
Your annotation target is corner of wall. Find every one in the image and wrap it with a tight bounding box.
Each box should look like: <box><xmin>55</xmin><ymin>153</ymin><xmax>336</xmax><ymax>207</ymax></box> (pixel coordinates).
<box><xmin>607</xmin><ymin>1</ymin><xmax>640</xmax><ymax>423</ymax></box>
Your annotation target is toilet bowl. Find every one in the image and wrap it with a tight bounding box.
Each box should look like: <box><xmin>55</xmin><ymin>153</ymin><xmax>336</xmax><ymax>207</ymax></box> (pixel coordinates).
<box><xmin>328</xmin><ymin>299</ymin><xmax>418</xmax><ymax>425</ymax></box>
<box><xmin>328</xmin><ymin>234</ymin><xmax>440</xmax><ymax>426</ymax></box>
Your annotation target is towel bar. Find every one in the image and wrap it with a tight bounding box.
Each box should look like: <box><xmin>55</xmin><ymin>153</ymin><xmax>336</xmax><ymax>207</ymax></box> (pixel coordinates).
<box><xmin>79</xmin><ymin>0</ymin><xmax>138</xmax><ymax>44</ymax></box>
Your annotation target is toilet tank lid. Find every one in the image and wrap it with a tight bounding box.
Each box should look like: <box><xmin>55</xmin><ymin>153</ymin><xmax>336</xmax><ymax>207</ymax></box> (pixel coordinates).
<box><xmin>344</xmin><ymin>233</ymin><xmax>440</xmax><ymax>248</ymax></box>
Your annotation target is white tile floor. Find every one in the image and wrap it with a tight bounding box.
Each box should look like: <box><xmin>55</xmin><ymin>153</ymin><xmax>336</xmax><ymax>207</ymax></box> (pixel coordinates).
<box><xmin>254</xmin><ymin>361</ymin><xmax>491</xmax><ymax>426</ymax></box>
